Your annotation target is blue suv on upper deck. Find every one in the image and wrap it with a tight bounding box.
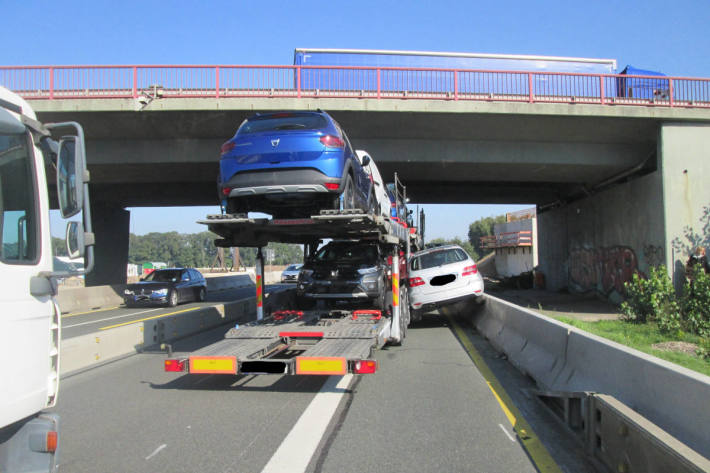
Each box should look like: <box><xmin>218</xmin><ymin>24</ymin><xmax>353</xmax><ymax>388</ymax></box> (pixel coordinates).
<box><xmin>218</xmin><ymin>111</ymin><xmax>373</xmax><ymax>218</ymax></box>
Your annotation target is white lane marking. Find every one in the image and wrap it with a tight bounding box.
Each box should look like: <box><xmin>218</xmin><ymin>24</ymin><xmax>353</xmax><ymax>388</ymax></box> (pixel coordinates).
<box><xmin>63</xmin><ymin>308</ymin><xmax>162</xmax><ymax>328</ymax></box>
<box><xmin>145</xmin><ymin>444</ymin><xmax>167</xmax><ymax>460</ymax></box>
<box><xmin>499</xmin><ymin>423</ymin><xmax>516</xmax><ymax>443</ymax></box>
<box><xmin>261</xmin><ymin>375</ymin><xmax>352</xmax><ymax>473</ymax></box>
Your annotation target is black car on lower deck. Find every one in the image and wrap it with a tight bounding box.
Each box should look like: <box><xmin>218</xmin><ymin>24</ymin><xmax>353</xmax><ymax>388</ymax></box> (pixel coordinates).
<box><xmin>124</xmin><ymin>268</ymin><xmax>207</xmax><ymax>307</ymax></box>
<box><xmin>296</xmin><ymin>241</ymin><xmax>387</xmax><ymax>310</ymax></box>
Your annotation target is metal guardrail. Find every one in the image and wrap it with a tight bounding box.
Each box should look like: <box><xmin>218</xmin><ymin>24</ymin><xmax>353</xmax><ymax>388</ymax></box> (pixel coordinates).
<box><xmin>480</xmin><ymin>231</ymin><xmax>533</xmax><ymax>249</ymax></box>
<box><xmin>1</xmin><ymin>65</ymin><xmax>709</xmax><ymax>108</ymax></box>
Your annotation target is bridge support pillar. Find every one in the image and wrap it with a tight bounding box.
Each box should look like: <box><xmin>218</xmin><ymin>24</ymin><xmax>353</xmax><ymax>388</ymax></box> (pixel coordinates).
<box><xmin>84</xmin><ymin>201</ymin><xmax>130</xmax><ymax>287</ymax></box>
<box><xmin>537</xmin><ymin>123</ymin><xmax>710</xmax><ymax>301</ymax></box>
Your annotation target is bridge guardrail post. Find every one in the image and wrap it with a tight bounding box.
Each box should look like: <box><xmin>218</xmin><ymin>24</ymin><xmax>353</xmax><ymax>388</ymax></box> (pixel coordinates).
<box><xmin>377</xmin><ymin>68</ymin><xmax>381</xmax><ymax>99</ymax></box>
<box><xmin>599</xmin><ymin>75</ymin><xmax>605</xmax><ymax>105</ymax></box>
<box><xmin>454</xmin><ymin>70</ymin><xmax>458</xmax><ymax>101</ymax></box>
<box><xmin>132</xmin><ymin>66</ymin><xmax>137</xmax><ymax>98</ymax></box>
<box><xmin>297</xmin><ymin>66</ymin><xmax>301</xmax><ymax>98</ymax></box>
<box><xmin>216</xmin><ymin>66</ymin><xmax>220</xmax><ymax>99</ymax></box>
<box><xmin>49</xmin><ymin>67</ymin><xmax>54</xmax><ymax>99</ymax></box>
<box><xmin>528</xmin><ymin>72</ymin><xmax>534</xmax><ymax>103</ymax></box>
<box><xmin>669</xmin><ymin>78</ymin><xmax>674</xmax><ymax>107</ymax></box>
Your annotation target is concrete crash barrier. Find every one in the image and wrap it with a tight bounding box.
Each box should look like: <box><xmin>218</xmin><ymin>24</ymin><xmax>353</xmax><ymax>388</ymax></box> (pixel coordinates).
<box><xmin>588</xmin><ymin>394</ymin><xmax>710</xmax><ymax>473</ymax></box>
<box><xmin>59</xmin><ymin>288</ymin><xmax>295</xmax><ymax>375</ymax></box>
<box><xmin>472</xmin><ymin>295</ymin><xmax>710</xmax><ymax>461</ymax></box>
<box><xmin>205</xmin><ymin>273</ymin><xmax>254</xmax><ymax>292</ymax></box>
<box><xmin>61</xmin><ymin>297</ymin><xmax>255</xmax><ymax>375</ymax></box>
<box><xmin>474</xmin><ymin>296</ymin><xmax>570</xmax><ymax>390</ymax></box>
<box><xmin>56</xmin><ymin>284</ymin><xmax>125</xmax><ymax>314</ymax></box>
<box><xmin>56</xmin><ymin>273</ymin><xmax>255</xmax><ymax>315</ymax></box>
<box><xmin>555</xmin><ymin>329</ymin><xmax>710</xmax><ymax>459</ymax></box>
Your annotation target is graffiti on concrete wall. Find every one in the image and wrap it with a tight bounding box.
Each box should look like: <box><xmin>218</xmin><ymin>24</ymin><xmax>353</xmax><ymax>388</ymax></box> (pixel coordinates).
<box><xmin>643</xmin><ymin>244</ymin><xmax>665</xmax><ymax>268</ymax></box>
<box><xmin>569</xmin><ymin>246</ymin><xmax>643</xmax><ymax>295</ymax></box>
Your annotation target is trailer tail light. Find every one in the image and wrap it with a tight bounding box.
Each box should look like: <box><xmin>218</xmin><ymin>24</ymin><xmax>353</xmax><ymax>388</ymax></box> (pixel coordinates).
<box><xmin>220</xmin><ymin>141</ymin><xmax>236</xmax><ymax>155</ymax></box>
<box><xmin>409</xmin><ymin>277</ymin><xmax>425</xmax><ymax>287</ymax></box>
<box><xmin>164</xmin><ymin>359</ymin><xmax>186</xmax><ymax>372</ymax></box>
<box><xmin>319</xmin><ymin>135</ymin><xmax>345</xmax><ymax>148</ymax></box>
<box><xmin>325</xmin><ymin>182</ymin><xmax>340</xmax><ymax>190</ymax></box>
<box><xmin>462</xmin><ymin>265</ymin><xmax>478</xmax><ymax>276</ymax></box>
<box><xmin>46</xmin><ymin>431</ymin><xmax>58</xmax><ymax>453</ymax></box>
<box><xmin>353</xmin><ymin>360</ymin><xmax>377</xmax><ymax>374</ymax></box>
<box><xmin>222</xmin><ymin>187</ymin><xmax>231</xmax><ymax>196</ymax></box>
<box><xmin>296</xmin><ymin>356</ymin><xmax>347</xmax><ymax>375</ymax></box>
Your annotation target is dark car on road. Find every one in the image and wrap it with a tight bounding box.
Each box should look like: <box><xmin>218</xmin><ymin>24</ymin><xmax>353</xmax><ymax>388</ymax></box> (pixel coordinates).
<box><xmin>124</xmin><ymin>268</ymin><xmax>207</xmax><ymax>307</ymax></box>
<box><xmin>218</xmin><ymin>110</ymin><xmax>373</xmax><ymax>218</ymax></box>
<box><xmin>296</xmin><ymin>241</ymin><xmax>387</xmax><ymax>309</ymax></box>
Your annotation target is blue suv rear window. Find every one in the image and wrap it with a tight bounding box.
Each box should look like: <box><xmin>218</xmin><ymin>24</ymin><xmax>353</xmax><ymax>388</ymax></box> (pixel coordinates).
<box><xmin>238</xmin><ymin>114</ymin><xmax>328</xmax><ymax>135</ymax></box>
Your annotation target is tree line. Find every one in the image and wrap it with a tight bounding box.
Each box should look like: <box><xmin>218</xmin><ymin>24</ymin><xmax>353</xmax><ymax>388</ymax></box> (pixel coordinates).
<box><xmin>53</xmin><ymin>232</ymin><xmax>304</xmax><ymax>268</ymax></box>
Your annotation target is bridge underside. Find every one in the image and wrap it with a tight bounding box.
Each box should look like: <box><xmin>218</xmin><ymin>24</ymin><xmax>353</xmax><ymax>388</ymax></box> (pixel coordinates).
<box><xmin>37</xmin><ymin>106</ymin><xmax>660</xmax><ymax>207</ymax></box>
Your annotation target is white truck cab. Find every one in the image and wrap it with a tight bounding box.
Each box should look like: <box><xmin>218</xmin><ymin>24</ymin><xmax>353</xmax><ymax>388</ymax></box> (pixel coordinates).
<box><xmin>0</xmin><ymin>86</ymin><xmax>93</xmax><ymax>473</ymax></box>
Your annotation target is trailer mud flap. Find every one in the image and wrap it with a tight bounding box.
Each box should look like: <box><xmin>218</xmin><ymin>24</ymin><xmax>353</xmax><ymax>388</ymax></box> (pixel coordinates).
<box><xmin>189</xmin><ymin>356</ymin><xmax>237</xmax><ymax>374</ymax></box>
<box><xmin>295</xmin><ymin>356</ymin><xmax>347</xmax><ymax>375</ymax></box>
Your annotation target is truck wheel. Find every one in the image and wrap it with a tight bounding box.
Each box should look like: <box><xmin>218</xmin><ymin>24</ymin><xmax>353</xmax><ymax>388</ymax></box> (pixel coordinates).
<box><xmin>168</xmin><ymin>289</ymin><xmax>178</xmax><ymax>307</ymax></box>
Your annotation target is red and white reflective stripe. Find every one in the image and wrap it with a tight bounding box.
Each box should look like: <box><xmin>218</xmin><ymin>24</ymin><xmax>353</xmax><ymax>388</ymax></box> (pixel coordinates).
<box><xmin>462</xmin><ymin>264</ymin><xmax>478</xmax><ymax>276</ymax></box>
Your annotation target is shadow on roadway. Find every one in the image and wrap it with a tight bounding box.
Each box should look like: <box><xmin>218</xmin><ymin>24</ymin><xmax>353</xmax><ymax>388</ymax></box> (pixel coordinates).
<box><xmin>147</xmin><ymin>371</ymin><xmax>335</xmax><ymax>394</ymax></box>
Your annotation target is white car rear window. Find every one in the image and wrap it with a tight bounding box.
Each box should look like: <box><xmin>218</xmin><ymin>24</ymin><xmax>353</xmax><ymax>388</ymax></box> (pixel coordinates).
<box><xmin>411</xmin><ymin>248</ymin><xmax>468</xmax><ymax>271</ymax></box>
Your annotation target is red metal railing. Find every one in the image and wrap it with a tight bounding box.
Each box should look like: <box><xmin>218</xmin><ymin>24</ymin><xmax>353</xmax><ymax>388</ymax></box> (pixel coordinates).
<box><xmin>1</xmin><ymin>65</ymin><xmax>709</xmax><ymax>108</ymax></box>
<box><xmin>480</xmin><ymin>231</ymin><xmax>533</xmax><ymax>249</ymax></box>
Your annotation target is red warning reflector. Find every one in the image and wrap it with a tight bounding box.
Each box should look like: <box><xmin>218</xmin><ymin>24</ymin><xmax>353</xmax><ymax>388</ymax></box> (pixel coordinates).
<box><xmin>279</xmin><ymin>331</ymin><xmax>324</xmax><ymax>338</ymax></box>
<box><xmin>325</xmin><ymin>182</ymin><xmax>340</xmax><ymax>190</ymax></box>
<box><xmin>46</xmin><ymin>431</ymin><xmax>58</xmax><ymax>453</ymax></box>
<box><xmin>352</xmin><ymin>309</ymin><xmax>382</xmax><ymax>320</ymax></box>
<box><xmin>164</xmin><ymin>359</ymin><xmax>186</xmax><ymax>372</ymax></box>
<box><xmin>353</xmin><ymin>360</ymin><xmax>378</xmax><ymax>374</ymax></box>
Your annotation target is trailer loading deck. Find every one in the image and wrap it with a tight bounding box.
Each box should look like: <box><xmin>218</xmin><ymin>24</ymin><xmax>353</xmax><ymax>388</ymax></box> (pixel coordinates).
<box><xmin>164</xmin><ymin>209</ymin><xmax>414</xmax><ymax>376</ymax></box>
<box><xmin>199</xmin><ymin>210</ymin><xmax>410</xmax><ymax>248</ymax></box>
<box><xmin>165</xmin><ymin>309</ymin><xmax>388</xmax><ymax>376</ymax></box>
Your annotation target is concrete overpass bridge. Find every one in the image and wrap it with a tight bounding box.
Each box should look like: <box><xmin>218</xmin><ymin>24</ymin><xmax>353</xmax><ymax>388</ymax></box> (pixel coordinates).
<box><xmin>4</xmin><ymin>64</ymin><xmax>710</xmax><ymax>298</ymax></box>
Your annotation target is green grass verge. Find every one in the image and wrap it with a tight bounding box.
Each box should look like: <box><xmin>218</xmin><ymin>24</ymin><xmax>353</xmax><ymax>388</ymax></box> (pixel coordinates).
<box><xmin>548</xmin><ymin>315</ymin><xmax>710</xmax><ymax>377</ymax></box>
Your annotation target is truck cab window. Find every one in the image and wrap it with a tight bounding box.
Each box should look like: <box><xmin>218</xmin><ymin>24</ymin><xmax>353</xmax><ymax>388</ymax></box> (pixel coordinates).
<box><xmin>0</xmin><ymin>132</ymin><xmax>38</xmax><ymax>263</ymax></box>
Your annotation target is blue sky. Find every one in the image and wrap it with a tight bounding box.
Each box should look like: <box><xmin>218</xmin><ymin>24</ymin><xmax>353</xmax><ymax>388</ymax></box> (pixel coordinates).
<box><xmin>4</xmin><ymin>0</ymin><xmax>709</xmax><ymax>240</ymax></box>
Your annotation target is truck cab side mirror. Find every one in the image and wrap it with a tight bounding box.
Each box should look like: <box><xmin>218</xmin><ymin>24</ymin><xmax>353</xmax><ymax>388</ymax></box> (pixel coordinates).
<box><xmin>66</xmin><ymin>221</ymin><xmax>84</xmax><ymax>259</ymax></box>
<box><xmin>56</xmin><ymin>136</ymin><xmax>84</xmax><ymax>218</ymax></box>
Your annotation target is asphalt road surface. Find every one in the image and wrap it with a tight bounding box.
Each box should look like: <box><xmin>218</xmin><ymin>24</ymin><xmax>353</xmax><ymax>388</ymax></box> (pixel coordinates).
<box><xmin>51</xmin><ymin>308</ymin><xmax>598</xmax><ymax>473</ymax></box>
